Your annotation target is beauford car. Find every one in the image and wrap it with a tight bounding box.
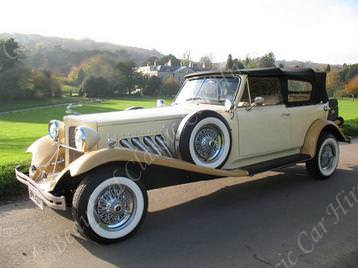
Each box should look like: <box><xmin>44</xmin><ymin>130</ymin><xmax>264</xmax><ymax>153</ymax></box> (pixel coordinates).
<box><xmin>16</xmin><ymin>68</ymin><xmax>350</xmax><ymax>243</ymax></box>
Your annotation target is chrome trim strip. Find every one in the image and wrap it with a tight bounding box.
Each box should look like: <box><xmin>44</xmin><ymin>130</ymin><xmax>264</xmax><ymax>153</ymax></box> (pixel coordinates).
<box><xmin>131</xmin><ymin>137</ymin><xmax>150</xmax><ymax>153</ymax></box>
<box><xmin>59</xmin><ymin>143</ymin><xmax>83</xmax><ymax>152</ymax></box>
<box><xmin>120</xmin><ymin>139</ymin><xmax>135</xmax><ymax>149</ymax></box>
<box><xmin>155</xmin><ymin>135</ymin><xmax>173</xmax><ymax>158</ymax></box>
<box><xmin>15</xmin><ymin>166</ymin><xmax>66</xmax><ymax>211</ymax></box>
<box><xmin>143</xmin><ymin>136</ymin><xmax>163</xmax><ymax>156</ymax></box>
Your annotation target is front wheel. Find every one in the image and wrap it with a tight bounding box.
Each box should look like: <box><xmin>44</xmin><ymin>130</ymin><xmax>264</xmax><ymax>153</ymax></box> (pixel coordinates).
<box><xmin>72</xmin><ymin>167</ymin><xmax>148</xmax><ymax>243</ymax></box>
<box><xmin>306</xmin><ymin>132</ymin><xmax>340</xmax><ymax>180</ymax></box>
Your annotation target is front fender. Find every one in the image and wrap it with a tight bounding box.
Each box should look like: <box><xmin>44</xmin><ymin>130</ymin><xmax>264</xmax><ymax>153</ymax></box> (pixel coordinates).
<box><xmin>68</xmin><ymin>148</ymin><xmax>248</xmax><ymax>178</ymax></box>
<box><xmin>301</xmin><ymin>119</ymin><xmax>350</xmax><ymax>158</ymax></box>
<box><xmin>50</xmin><ymin>148</ymin><xmax>248</xmax><ymax>191</ymax></box>
<box><xmin>27</xmin><ymin>135</ymin><xmax>57</xmax><ymax>168</ymax></box>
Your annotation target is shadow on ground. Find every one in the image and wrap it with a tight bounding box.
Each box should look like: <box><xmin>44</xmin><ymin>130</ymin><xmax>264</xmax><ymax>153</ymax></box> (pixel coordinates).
<box><xmin>71</xmin><ymin>164</ymin><xmax>358</xmax><ymax>268</ymax></box>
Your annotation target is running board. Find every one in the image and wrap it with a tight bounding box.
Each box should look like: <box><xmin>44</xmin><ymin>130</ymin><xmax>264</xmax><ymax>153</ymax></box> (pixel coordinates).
<box><xmin>243</xmin><ymin>154</ymin><xmax>311</xmax><ymax>176</ymax></box>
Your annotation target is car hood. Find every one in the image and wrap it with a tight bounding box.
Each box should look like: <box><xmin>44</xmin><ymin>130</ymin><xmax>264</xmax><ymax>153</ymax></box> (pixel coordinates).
<box><xmin>64</xmin><ymin>106</ymin><xmax>191</xmax><ymax>127</ymax></box>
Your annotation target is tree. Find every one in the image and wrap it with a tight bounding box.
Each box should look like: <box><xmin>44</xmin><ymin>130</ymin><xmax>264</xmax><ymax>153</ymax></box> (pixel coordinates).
<box><xmin>325</xmin><ymin>64</ymin><xmax>331</xmax><ymax>72</ymax></box>
<box><xmin>30</xmin><ymin>70</ymin><xmax>62</xmax><ymax>98</ymax></box>
<box><xmin>78</xmin><ymin>55</ymin><xmax>115</xmax><ymax>79</ymax></box>
<box><xmin>232</xmin><ymin>59</ymin><xmax>244</xmax><ymax>70</ymax></box>
<box><xmin>226</xmin><ymin>54</ymin><xmax>233</xmax><ymax>70</ymax></box>
<box><xmin>345</xmin><ymin>75</ymin><xmax>358</xmax><ymax>95</ymax></box>
<box><xmin>326</xmin><ymin>71</ymin><xmax>341</xmax><ymax>96</ymax></box>
<box><xmin>199</xmin><ymin>56</ymin><xmax>213</xmax><ymax>70</ymax></box>
<box><xmin>0</xmin><ymin>38</ymin><xmax>22</xmax><ymax>72</ymax></box>
<box><xmin>0</xmin><ymin>67</ymin><xmax>30</xmax><ymax>100</ymax></box>
<box><xmin>0</xmin><ymin>39</ymin><xmax>30</xmax><ymax>100</ymax></box>
<box><xmin>142</xmin><ymin>76</ymin><xmax>162</xmax><ymax>96</ymax></box>
<box><xmin>76</xmin><ymin>68</ymin><xmax>86</xmax><ymax>84</ymax></box>
<box><xmin>258</xmin><ymin>52</ymin><xmax>276</xmax><ymax>67</ymax></box>
<box><xmin>158</xmin><ymin>54</ymin><xmax>180</xmax><ymax>66</ymax></box>
<box><xmin>80</xmin><ymin>76</ymin><xmax>112</xmax><ymax>98</ymax></box>
<box><xmin>181</xmin><ymin>51</ymin><xmax>191</xmax><ymax>67</ymax></box>
<box><xmin>143</xmin><ymin>56</ymin><xmax>159</xmax><ymax>66</ymax></box>
<box><xmin>115</xmin><ymin>61</ymin><xmax>138</xmax><ymax>95</ymax></box>
<box><xmin>161</xmin><ymin>76</ymin><xmax>180</xmax><ymax>96</ymax></box>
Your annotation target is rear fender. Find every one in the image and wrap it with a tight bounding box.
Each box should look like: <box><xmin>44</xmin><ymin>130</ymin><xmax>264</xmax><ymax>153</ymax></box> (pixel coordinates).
<box><xmin>301</xmin><ymin>119</ymin><xmax>350</xmax><ymax>158</ymax></box>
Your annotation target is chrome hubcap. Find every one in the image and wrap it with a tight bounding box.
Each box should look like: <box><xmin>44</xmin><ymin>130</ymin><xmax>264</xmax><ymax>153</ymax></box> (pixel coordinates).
<box><xmin>94</xmin><ymin>184</ymin><xmax>136</xmax><ymax>231</ymax></box>
<box><xmin>320</xmin><ymin>143</ymin><xmax>336</xmax><ymax>171</ymax></box>
<box><xmin>194</xmin><ymin>125</ymin><xmax>224</xmax><ymax>162</ymax></box>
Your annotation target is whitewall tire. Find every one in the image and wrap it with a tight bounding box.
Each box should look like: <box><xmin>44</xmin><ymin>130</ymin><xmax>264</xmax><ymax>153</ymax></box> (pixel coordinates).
<box><xmin>72</xmin><ymin>167</ymin><xmax>148</xmax><ymax>243</ymax></box>
<box><xmin>306</xmin><ymin>132</ymin><xmax>339</xmax><ymax>180</ymax></box>
<box><xmin>176</xmin><ymin>111</ymin><xmax>231</xmax><ymax>169</ymax></box>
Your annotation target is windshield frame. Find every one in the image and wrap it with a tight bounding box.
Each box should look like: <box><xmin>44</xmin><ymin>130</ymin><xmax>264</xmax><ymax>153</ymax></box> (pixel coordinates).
<box><xmin>174</xmin><ymin>75</ymin><xmax>241</xmax><ymax>106</ymax></box>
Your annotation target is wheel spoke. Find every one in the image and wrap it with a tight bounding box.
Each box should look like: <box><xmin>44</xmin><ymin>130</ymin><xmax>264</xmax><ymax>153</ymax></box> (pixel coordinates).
<box><xmin>94</xmin><ymin>183</ymin><xmax>136</xmax><ymax>230</ymax></box>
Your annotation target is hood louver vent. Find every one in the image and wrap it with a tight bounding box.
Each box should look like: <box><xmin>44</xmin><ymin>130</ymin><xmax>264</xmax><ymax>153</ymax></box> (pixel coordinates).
<box><xmin>120</xmin><ymin>135</ymin><xmax>173</xmax><ymax>158</ymax></box>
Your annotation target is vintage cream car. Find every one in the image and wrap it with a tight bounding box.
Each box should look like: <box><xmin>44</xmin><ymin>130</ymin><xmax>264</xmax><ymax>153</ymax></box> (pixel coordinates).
<box><xmin>16</xmin><ymin>68</ymin><xmax>350</xmax><ymax>243</ymax></box>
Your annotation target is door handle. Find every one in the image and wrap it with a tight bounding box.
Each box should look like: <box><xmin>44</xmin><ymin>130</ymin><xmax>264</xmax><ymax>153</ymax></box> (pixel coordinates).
<box><xmin>281</xmin><ymin>112</ymin><xmax>290</xmax><ymax>117</ymax></box>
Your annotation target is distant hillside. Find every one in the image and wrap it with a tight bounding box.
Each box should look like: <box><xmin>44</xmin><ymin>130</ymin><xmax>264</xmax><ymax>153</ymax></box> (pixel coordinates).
<box><xmin>276</xmin><ymin>59</ymin><xmax>342</xmax><ymax>71</ymax></box>
<box><xmin>0</xmin><ymin>33</ymin><xmax>163</xmax><ymax>74</ymax></box>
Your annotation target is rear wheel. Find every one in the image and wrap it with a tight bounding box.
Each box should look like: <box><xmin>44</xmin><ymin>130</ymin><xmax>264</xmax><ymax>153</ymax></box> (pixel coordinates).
<box><xmin>72</xmin><ymin>167</ymin><xmax>148</xmax><ymax>243</ymax></box>
<box><xmin>306</xmin><ymin>132</ymin><xmax>339</xmax><ymax>180</ymax></box>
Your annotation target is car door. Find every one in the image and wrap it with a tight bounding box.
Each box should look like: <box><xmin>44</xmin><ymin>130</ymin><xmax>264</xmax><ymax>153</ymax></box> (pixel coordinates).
<box><xmin>286</xmin><ymin>79</ymin><xmax>327</xmax><ymax>149</ymax></box>
<box><xmin>236</xmin><ymin>76</ymin><xmax>291</xmax><ymax>157</ymax></box>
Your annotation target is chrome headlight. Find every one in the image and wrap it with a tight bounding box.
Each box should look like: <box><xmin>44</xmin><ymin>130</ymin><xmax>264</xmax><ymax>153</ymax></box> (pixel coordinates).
<box><xmin>75</xmin><ymin>127</ymin><xmax>86</xmax><ymax>151</ymax></box>
<box><xmin>75</xmin><ymin>126</ymin><xmax>100</xmax><ymax>151</ymax></box>
<box><xmin>48</xmin><ymin>120</ymin><xmax>60</xmax><ymax>141</ymax></box>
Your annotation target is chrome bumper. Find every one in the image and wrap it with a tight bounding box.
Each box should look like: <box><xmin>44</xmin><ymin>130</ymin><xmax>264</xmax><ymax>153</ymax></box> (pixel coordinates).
<box><xmin>15</xmin><ymin>166</ymin><xmax>66</xmax><ymax>211</ymax></box>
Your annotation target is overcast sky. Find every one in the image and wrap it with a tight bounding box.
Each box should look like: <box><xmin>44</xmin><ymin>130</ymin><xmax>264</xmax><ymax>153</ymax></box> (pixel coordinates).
<box><xmin>1</xmin><ymin>0</ymin><xmax>358</xmax><ymax>64</ymax></box>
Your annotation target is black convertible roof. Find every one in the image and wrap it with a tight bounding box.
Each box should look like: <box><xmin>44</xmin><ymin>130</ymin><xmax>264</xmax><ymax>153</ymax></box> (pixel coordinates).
<box><xmin>185</xmin><ymin>67</ymin><xmax>328</xmax><ymax>104</ymax></box>
<box><xmin>186</xmin><ymin>67</ymin><xmax>318</xmax><ymax>81</ymax></box>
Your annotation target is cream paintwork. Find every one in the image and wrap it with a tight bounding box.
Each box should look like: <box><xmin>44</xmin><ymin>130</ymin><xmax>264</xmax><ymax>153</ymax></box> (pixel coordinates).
<box><xmin>236</xmin><ymin>104</ymin><xmax>291</xmax><ymax>157</ymax></box>
<box><xmin>22</xmin><ymin>74</ymin><xmax>349</xmax><ymax>193</ymax></box>
<box><xmin>301</xmin><ymin>119</ymin><xmax>349</xmax><ymax>157</ymax></box>
<box><xmin>69</xmin><ymin>148</ymin><xmax>249</xmax><ymax>178</ymax></box>
<box><xmin>288</xmin><ymin>104</ymin><xmax>328</xmax><ymax>148</ymax></box>
<box><xmin>44</xmin><ymin>147</ymin><xmax>249</xmax><ymax>191</ymax></box>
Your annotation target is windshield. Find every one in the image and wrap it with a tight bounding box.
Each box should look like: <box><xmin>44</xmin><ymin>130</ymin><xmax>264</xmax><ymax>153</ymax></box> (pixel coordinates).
<box><xmin>174</xmin><ymin>77</ymin><xmax>240</xmax><ymax>105</ymax></box>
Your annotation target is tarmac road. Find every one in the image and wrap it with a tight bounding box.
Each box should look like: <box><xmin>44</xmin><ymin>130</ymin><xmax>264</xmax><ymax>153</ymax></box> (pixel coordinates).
<box><xmin>1</xmin><ymin>140</ymin><xmax>357</xmax><ymax>268</ymax></box>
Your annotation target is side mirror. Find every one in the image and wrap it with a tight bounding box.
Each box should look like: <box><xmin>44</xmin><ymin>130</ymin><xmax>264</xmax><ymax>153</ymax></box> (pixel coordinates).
<box><xmin>254</xmin><ymin>96</ymin><xmax>264</xmax><ymax>105</ymax></box>
<box><xmin>224</xmin><ymin>99</ymin><xmax>234</xmax><ymax>112</ymax></box>
<box><xmin>157</xmin><ymin>99</ymin><xmax>165</xmax><ymax>107</ymax></box>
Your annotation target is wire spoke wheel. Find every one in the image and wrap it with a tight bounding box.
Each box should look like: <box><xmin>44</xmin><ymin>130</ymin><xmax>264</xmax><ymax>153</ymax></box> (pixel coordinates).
<box><xmin>193</xmin><ymin>125</ymin><xmax>224</xmax><ymax>163</ymax></box>
<box><xmin>306</xmin><ymin>133</ymin><xmax>340</xmax><ymax>180</ymax></box>
<box><xmin>94</xmin><ymin>184</ymin><xmax>136</xmax><ymax>231</ymax></box>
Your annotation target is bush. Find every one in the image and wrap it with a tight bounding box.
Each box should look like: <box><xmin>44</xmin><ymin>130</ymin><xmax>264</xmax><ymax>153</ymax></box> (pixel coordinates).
<box><xmin>161</xmin><ymin>76</ymin><xmax>180</xmax><ymax>96</ymax></box>
<box><xmin>30</xmin><ymin>70</ymin><xmax>62</xmax><ymax>98</ymax></box>
<box><xmin>80</xmin><ymin>76</ymin><xmax>112</xmax><ymax>98</ymax></box>
<box><xmin>342</xmin><ymin>118</ymin><xmax>358</xmax><ymax>137</ymax></box>
<box><xmin>142</xmin><ymin>76</ymin><xmax>162</xmax><ymax>96</ymax></box>
<box><xmin>0</xmin><ymin>161</ymin><xmax>29</xmax><ymax>198</ymax></box>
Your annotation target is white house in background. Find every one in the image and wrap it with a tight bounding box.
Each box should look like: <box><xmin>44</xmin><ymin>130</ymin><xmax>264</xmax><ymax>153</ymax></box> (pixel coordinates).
<box><xmin>137</xmin><ymin>59</ymin><xmax>205</xmax><ymax>85</ymax></box>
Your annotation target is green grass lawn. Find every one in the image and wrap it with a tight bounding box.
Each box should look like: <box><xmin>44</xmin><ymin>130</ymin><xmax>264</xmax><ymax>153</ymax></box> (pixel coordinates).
<box><xmin>0</xmin><ymin>97</ymin><xmax>168</xmax><ymax>196</ymax></box>
<box><xmin>338</xmin><ymin>99</ymin><xmax>358</xmax><ymax>137</ymax></box>
<box><xmin>0</xmin><ymin>97</ymin><xmax>82</xmax><ymax>112</ymax></box>
<box><xmin>338</xmin><ymin>99</ymin><xmax>358</xmax><ymax>120</ymax></box>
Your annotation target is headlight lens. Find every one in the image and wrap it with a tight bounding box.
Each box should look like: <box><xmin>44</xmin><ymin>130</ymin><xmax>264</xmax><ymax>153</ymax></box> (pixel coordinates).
<box><xmin>75</xmin><ymin>127</ymin><xmax>86</xmax><ymax>151</ymax></box>
<box><xmin>48</xmin><ymin>120</ymin><xmax>60</xmax><ymax>141</ymax></box>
